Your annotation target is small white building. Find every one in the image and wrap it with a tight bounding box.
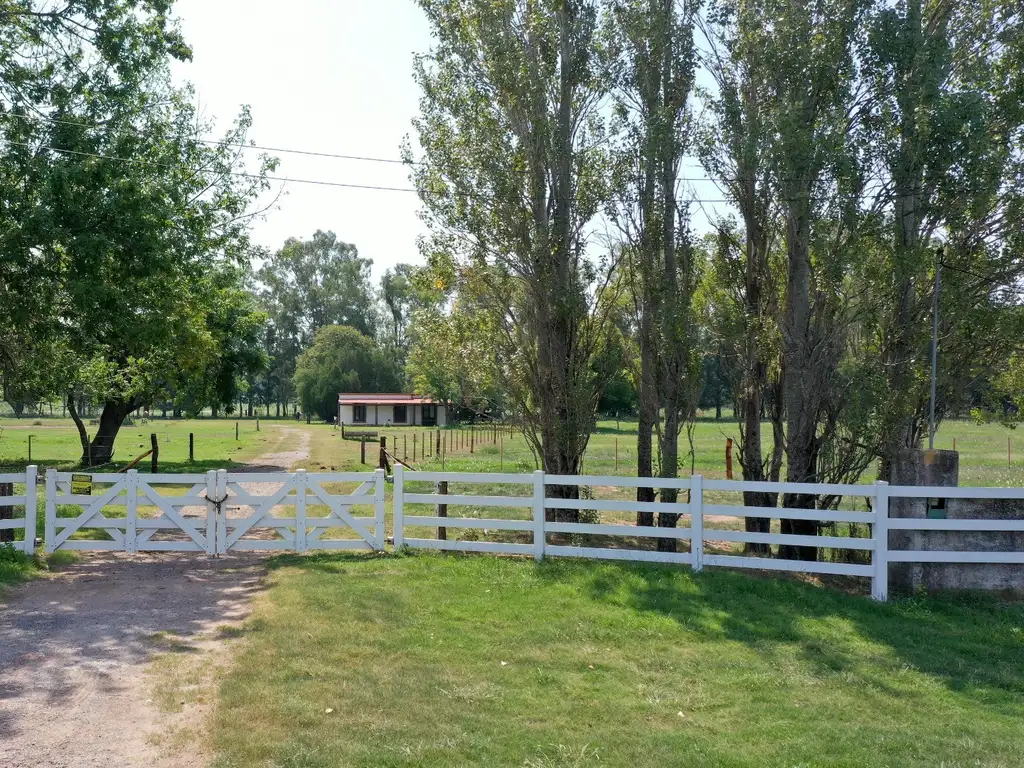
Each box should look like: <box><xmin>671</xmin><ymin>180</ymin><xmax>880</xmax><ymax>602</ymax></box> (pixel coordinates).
<box><xmin>338</xmin><ymin>393</ymin><xmax>448</xmax><ymax>427</ymax></box>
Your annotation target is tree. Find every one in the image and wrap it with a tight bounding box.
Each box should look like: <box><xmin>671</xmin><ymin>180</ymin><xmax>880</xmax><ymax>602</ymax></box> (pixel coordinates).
<box><xmin>257</xmin><ymin>231</ymin><xmax>377</xmax><ymax>413</ymax></box>
<box><xmin>699</xmin><ymin>0</ymin><xmax>786</xmax><ymax>550</ymax></box>
<box><xmin>410</xmin><ymin>0</ymin><xmax>619</xmax><ymax>511</ymax></box>
<box><xmin>1</xmin><ymin>2</ymin><xmax>277</xmax><ymax>464</ymax></box>
<box><xmin>293</xmin><ymin>325</ymin><xmax>401</xmax><ymax>420</ymax></box>
<box><xmin>608</xmin><ymin>0</ymin><xmax>702</xmax><ymax>544</ymax></box>
<box><xmin>861</xmin><ymin>0</ymin><xmax>1024</xmax><ymax>476</ymax></box>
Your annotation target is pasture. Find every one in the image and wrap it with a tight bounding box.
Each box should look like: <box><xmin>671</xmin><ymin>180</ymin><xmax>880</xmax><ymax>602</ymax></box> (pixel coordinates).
<box><xmin>208</xmin><ymin>553</ymin><xmax>1024</xmax><ymax>768</ymax></box>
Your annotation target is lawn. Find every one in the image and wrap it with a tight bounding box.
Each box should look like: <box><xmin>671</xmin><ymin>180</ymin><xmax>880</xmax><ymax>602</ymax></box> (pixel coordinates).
<box><xmin>0</xmin><ymin>416</ymin><xmax>289</xmax><ymax>473</ymax></box>
<box><xmin>210</xmin><ymin>552</ymin><xmax>1024</xmax><ymax>768</ymax></box>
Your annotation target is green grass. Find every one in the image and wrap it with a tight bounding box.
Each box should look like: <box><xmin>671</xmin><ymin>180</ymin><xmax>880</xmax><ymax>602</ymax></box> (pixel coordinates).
<box><xmin>0</xmin><ymin>544</ymin><xmax>39</xmax><ymax>589</ymax></box>
<box><xmin>0</xmin><ymin>416</ymin><xmax>291</xmax><ymax>473</ymax></box>
<box><xmin>212</xmin><ymin>552</ymin><xmax>1024</xmax><ymax>768</ymax></box>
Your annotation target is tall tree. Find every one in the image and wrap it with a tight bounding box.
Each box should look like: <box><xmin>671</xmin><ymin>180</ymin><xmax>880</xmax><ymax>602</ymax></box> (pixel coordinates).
<box><xmin>608</xmin><ymin>0</ymin><xmax>702</xmax><ymax>547</ymax></box>
<box><xmin>410</xmin><ymin>0</ymin><xmax>619</xmax><ymax>510</ymax></box>
<box><xmin>863</xmin><ymin>0</ymin><xmax>1024</xmax><ymax>476</ymax></box>
<box><xmin>257</xmin><ymin>231</ymin><xmax>377</xmax><ymax>413</ymax></box>
<box><xmin>699</xmin><ymin>0</ymin><xmax>785</xmax><ymax>551</ymax></box>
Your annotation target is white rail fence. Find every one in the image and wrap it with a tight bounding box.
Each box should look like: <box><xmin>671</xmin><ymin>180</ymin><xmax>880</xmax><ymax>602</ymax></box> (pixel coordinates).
<box><xmin>394</xmin><ymin>467</ymin><xmax>1024</xmax><ymax>602</ymax></box>
<box><xmin>4</xmin><ymin>464</ymin><xmax>1022</xmax><ymax>602</ymax></box>
<box><xmin>0</xmin><ymin>466</ymin><xmax>37</xmax><ymax>555</ymax></box>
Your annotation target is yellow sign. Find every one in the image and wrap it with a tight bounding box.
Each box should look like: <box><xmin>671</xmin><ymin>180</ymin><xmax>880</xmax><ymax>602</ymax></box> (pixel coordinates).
<box><xmin>71</xmin><ymin>474</ymin><xmax>92</xmax><ymax>496</ymax></box>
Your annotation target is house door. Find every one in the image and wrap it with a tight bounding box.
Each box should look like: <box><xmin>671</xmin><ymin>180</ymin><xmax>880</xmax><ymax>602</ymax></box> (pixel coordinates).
<box><xmin>422</xmin><ymin>405</ymin><xmax>437</xmax><ymax>427</ymax></box>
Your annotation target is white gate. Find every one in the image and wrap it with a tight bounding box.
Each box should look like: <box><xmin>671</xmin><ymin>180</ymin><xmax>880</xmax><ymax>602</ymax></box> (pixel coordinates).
<box><xmin>216</xmin><ymin>469</ymin><xmax>385</xmax><ymax>554</ymax></box>
<box><xmin>45</xmin><ymin>470</ymin><xmax>216</xmax><ymax>554</ymax></box>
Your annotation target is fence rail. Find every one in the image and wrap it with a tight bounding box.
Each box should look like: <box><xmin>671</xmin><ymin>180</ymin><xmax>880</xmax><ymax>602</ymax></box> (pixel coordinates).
<box><xmin>0</xmin><ymin>467</ymin><xmax>37</xmax><ymax>554</ymax></box>
<box><xmin>393</xmin><ymin>468</ymin><xmax>1024</xmax><ymax>602</ymax></box>
<box><xmin>5</xmin><ymin>465</ymin><xmax>1024</xmax><ymax>602</ymax></box>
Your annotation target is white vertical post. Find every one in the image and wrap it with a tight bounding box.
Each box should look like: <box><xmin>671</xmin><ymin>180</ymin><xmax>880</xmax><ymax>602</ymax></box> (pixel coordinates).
<box><xmin>217</xmin><ymin>470</ymin><xmax>228</xmax><ymax>555</ymax></box>
<box><xmin>690</xmin><ymin>474</ymin><xmax>704</xmax><ymax>572</ymax></box>
<box><xmin>44</xmin><ymin>469</ymin><xmax>57</xmax><ymax>553</ymax></box>
<box><xmin>872</xmin><ymin>480</ymin><xmax>889</xmax><ymax>602</ymax></box>
<box><xmin>125</xmin><ymin>470</ymin><xmax>138</xmax><ymax>554</ymax></box>
<box><xmin>389</xmin><ymin>466</ymin><xmax>401</xmax><ymax>551</ymax></box>
<box><xmin>295</xmin><ymin>469</ymin><xmax>308</xmax><ymax>553</ymax></box>
<box><xmin>532</xmin><ymin>470</ymin><xmax>545</xmax><ymax>562</ymax></box>
<box><xmin>205</xmin><ymin>471</ymin><xmax>217</xmax><ymax>556</ymax></box>
<box><xmin>23</xmin><ymin>466</ymin><xmax>37</xmax><ymax>555</ymax></box>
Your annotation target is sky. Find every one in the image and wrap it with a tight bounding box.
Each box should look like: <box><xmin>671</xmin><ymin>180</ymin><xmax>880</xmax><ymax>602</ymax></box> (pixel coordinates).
<box><xmin>170</xmin><ymin>0</ymin><xmax>434</xmax><ymax>280</ymax></box>
<box><xmin>169</xmin><ymin>0</ymin><xmax>727</xmax><ymax>282</ymax></box>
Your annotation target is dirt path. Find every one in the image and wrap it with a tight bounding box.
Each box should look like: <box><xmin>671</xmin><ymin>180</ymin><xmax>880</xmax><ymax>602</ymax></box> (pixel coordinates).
<box><xmin>0</xmin><ymin>425</ymin><xmax>312</xmax><ymax>768</ymax></box>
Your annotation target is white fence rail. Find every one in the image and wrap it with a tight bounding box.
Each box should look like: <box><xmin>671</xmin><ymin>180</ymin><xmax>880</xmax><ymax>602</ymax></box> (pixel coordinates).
<box><xmin>0</xmin><ymin>466</ymin><xmax>37</xmax><ymax>555</ymax></box>
<box><xmin>394</xmin><ymin>468</ymin><xmax>1024</xmax><ymax>602</ymax></box>
<box><xmin>10</xmin><ymin>465</ymin><xmax>1024</xmax><ymax>602</ymax></box>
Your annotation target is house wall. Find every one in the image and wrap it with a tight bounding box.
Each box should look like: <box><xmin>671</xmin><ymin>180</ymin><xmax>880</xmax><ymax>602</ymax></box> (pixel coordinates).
<box><xmin>339</xmin><ymin>402</ymin><xmax>447</xmax><ymax>427</ymax></box>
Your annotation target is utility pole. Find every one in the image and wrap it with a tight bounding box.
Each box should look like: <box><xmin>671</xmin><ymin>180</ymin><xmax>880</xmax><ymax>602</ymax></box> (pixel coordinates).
<box><xmin>929</xmin><ymin>246</ymin><xmax>943</xmax><ymax>450</ymax></box>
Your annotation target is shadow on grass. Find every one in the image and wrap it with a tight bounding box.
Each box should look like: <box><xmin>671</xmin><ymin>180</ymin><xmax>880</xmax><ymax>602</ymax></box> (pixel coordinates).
<box><xmin>540</xmin><ymin>558</ymin><xmax>1024</xmax><ymax>711</ymax></box>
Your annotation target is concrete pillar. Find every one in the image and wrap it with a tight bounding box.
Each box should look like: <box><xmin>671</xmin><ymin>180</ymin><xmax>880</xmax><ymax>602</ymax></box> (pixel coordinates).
<box><xmin>889</xmin><ymin>449</ymin><xmax>959</xmax><ymax>594</ymax></box>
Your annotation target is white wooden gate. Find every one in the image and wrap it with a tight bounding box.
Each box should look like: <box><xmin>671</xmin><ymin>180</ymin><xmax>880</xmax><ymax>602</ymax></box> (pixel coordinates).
<box><xmin>45</xmin><ymin>470</ymin><xmax>216</xmax><ymax>554</ymax></box>
<box><xmin>216</xmin><ymin>469</ymin><xmax>386</xmax><ymax>554</ymax></box>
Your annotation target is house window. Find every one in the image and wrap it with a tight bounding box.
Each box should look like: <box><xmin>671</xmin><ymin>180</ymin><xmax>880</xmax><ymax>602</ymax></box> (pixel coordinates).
<box><xmin>353</xmin><ymin>405</ymin><xmax>367</xmax><ymax>423</ymax></box>
<box><xmin>394</xmin><ymin>405</ymin><xmax>408</xmax><ymax>423</ymax></box>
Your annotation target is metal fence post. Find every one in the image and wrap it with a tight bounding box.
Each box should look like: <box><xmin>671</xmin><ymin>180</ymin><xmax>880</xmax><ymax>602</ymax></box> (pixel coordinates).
<box><xmin>872</xmin><ymin>481</ymin><xmax>890</xmax><ymax>602</ymax></box>
<box><xmin>24</xmin><ymin>465</ymin><xmax>37</xmax><ymax>555</ymax></box>
<box><xmin>532</xmin><ymin>470</ymin><xmax>545</xmax><ymax>562</ymax></box>
<box><xmin>44</xmin><ymin>469</ymin><xmax>57</xmax><ymax>553</ymax></box>
<box><xmin>295</xmin><ymin>469</ymin><xmax>307</xmax><ymax>553</ymax></box>
<box><xmin>691</xmin><ymin>474</ymin><xmax>704</xmax><ymax>573</ymax></box>
<box><xmin>391</xmin><ymin>465</ymin><xmax>403</xmax><ymax>551</ymax></box>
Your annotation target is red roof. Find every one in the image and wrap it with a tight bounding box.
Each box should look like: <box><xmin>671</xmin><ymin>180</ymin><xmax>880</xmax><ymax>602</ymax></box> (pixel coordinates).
<box><xmin>338</xmin><ymin>393</ymin><xmax>439</xmax><ymax>406</ymax></box>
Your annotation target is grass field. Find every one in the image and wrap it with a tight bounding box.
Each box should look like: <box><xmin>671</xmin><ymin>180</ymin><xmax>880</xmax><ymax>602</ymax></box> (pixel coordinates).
<box><xmin>2</xmin><ymin>414</ymin><xmax>1023</xmax><ymax>486</ymax></box>
<box><xmin>206</xmin><ymin>552</ymin><xmax>1024</xmax><ymax>768</ymax></box>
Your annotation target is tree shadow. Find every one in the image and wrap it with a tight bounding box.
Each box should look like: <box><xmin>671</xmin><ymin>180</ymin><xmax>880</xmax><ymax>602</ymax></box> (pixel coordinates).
<box><xmin>536</xmin><ymin>559</ymin><xmax>1024</xmax><ymax>715</ymax></box>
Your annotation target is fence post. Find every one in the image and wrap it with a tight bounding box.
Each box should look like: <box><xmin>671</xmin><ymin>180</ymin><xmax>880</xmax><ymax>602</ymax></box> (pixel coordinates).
<box><xmin>392</xmin><ymin>465</ymin><xmax>404</xmax><ymax>550</ymax></box>
<box><xmin>151</xmin><ymin>433</ymin><xmax>159</xmax><ymax>474</ymax></box>
<box><xmin>360</xmin><ymin>438</ymin><xmax>366</xmax><ymax>465</ymax></box>
<box><xmin>28</xmin><ymin>434</ymin><xmax>32</xmax><ymax>463</ymax></box>
<box><xmin>436</xmin><ymin>480</ymin><xmax>448</xmax><ymax>540</ymax></box>
<box><xmin>125</xmin><ymin>470</ymin><xmax>138</xmax><ymax>554</ymax></box>
<box><xmin>205</xmin><ymin>470</ymin><xmax>217</xmax><ymax>556</ymax></box>
<box><xmin>23</xmin><ymin>466</ymin><xmax>38</xmax><ymax>555</ymax></box>
<box><xmin>376</xmin><ymin>466</ymin><xmax>387</xmax><ymax>548</ymax></box>
<box><xmin>436</xmin><ymin>429</ymin><xmax>441</xmax><ymax>456</ymax></box>
<box><xmin>872</xmin><ymin>481</ymin><xmax>890</xmax><ymax>602</ymax></box>
<box><xmin>532</xmin><ymin>470</ymin><xmax>545</xmax><ymax>562</ymax></box>
<box><xmin>690</xmin><ymin>474</ymin><xmax>704</xmax><ymax>572</ymax></box>
<box><xmin>189</xmin><ymin>432</ymin><xmax>195</xmax><ymax>463</ymax></box>
<box><xmin>295</xmin><ymin>469</ymin><xmax>307</xmax><ymax>553</ymax></box>
<box><xmin>44</xmin><ymin>469</ymin><xmax>57</xmax><ymax>553</ymax></box>
<box><xmin>236</xmin><ymin>421</ymin><xmax>239</xmax><ymax>441</ymax></box>
<box><xmin>217</xmin><ymin>470</ymin><xmax>228</xmax><ymax>555</ymax></box>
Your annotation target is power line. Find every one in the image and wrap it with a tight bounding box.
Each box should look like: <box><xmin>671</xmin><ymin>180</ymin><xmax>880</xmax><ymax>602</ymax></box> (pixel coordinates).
<box><xmin>3</xmin><ymin>137</ymin><xmax>902</xmax><ymax>207</ymax></box>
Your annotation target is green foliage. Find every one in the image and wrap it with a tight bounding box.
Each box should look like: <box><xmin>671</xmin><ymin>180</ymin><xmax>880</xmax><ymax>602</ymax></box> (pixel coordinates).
<box><xmin>257</xmin><ymin>231</ymin><xmax>378</xmax><ymax>410</ymax></box>
<box><xmin>293</xmin><ymin>325</ymin><xmax>401</xmax><ymax>420</ymax></box>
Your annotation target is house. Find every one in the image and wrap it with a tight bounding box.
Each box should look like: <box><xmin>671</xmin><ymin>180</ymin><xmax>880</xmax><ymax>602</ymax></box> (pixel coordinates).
<box><xmin>337</xmin><ymin>393</ymin><xmax>448</xmax><ymax>427</ymax></box>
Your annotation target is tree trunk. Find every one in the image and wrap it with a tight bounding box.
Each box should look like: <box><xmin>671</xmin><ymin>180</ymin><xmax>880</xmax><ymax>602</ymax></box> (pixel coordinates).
<box><xmin>68</xmin><ymin>394</ymin><xmax>139</xmax><ymax>466</ymax></box>
<box><xmin>780</xmin><ymin>205</ymin><xmax>819</xmax><ymax>561</ymax></box>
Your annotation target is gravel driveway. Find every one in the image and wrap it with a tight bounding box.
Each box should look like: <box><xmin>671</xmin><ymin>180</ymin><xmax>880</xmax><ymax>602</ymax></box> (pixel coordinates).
<box><xmin>0</xmin><ymin>426</ymin><xmax>312</xmax><ymax>767</ymax></box>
